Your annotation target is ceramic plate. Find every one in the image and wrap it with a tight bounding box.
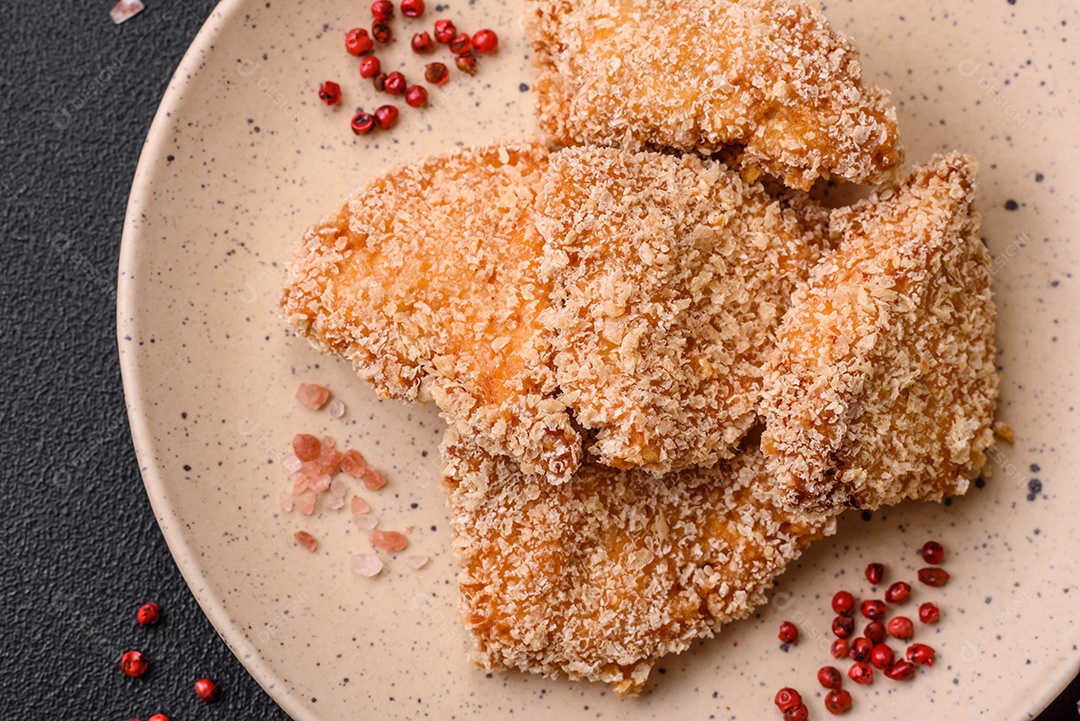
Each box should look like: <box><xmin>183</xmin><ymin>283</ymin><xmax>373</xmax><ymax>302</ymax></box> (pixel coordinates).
<box><xmin>118</xmin><ymin>0</ymin><xmax>1080</xmax><ymax>718</ymax></box>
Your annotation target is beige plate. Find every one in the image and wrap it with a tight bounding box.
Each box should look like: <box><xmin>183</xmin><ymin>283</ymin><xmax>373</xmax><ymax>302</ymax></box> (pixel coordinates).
<box><xmin>118</xmin><ymin>0</ymin><xmax>1080</xmax><ymax>718</ymax></box>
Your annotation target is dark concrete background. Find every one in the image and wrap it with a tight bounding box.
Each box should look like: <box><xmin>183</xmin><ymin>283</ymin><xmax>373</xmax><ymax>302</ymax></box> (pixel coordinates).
<box><xmin>0</xmin><ymin>1</ymin><xmax>1076</xmax><ymax>719</ymax></box>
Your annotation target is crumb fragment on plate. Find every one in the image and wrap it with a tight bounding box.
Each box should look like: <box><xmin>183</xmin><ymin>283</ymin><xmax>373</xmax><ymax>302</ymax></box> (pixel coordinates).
<box><xmin>760</xmin><ymin>152</ymin><xmax>998</xmax><ymax>513</ymax></box>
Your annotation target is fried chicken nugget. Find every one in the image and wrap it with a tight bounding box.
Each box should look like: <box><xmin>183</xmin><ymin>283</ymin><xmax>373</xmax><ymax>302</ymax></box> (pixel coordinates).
<box><xmin>538</xmin><ymin>147</ymin><xmax>832</xmax><ymax>473</ymax></box>
<box><xmin>281</xmin><ymin>141</ymin><xmax>582</xmax><ymax>481</ymax></box>
<box><xmin>760</xmin><ymin>153</ymin><xmax>998</xmax><ymax>513</ymax></box>
<box><xmin>442</xmin><ymin>428</ymin><xmax>836</xmax><ymax>697</ymax></box>
<box><xmin>527</xmin><ymin>0</ymin><xmax>903</xmax><ymax>190</ymax></box>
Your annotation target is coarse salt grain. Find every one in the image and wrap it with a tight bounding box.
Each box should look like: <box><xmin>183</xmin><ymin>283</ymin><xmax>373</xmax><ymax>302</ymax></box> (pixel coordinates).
<box><xmin>330</xmin><ymin>478</ymin><xmax>346</xmax><ymax>497</ymax></box>
<box><xmin>292</xmin><ymin>433</ymin><xmax>321</xmax><ymax>462</ymax></box>
<box><xmin>321</xmin><ymin>435</ymin><xmax>336</xmax><ymax>449</ymax></box>
<box><xmin>353</xmin><ymin>514</ymin><xmax>378</xmax><ymax>530</ymax></box>
<box><xmin>309</xmin><ymin>474</ymin><xmax>332</xmax><ymax>493</ymax></box>
<box><xmin>361</xmin><ymin>465</ymin><xmax>387</xmax><ymax>491</ymax></box>
<box><xmin>296</xmin><ymin>383</ymin><xmax>330</xmax><ymax>410</ymax></box>
<box><xmin>406</xmin><ymin>555</ymin><xmax>429</xmax><ymax>570</ymax></box>
<box><xmin>109</xmin><ymin>0</ymin><xmax>144</xmax><ymax>24</ymax></box>
<box><xmin>326</xmin><ymin>496</ymin><xmax>345</xmax><ymax>510</ymax></box>
<box><xmin>292</xmin><ymin>474</ymin><xmax>309</xmax><ymax>495</ymax></box>
<box><xmin>351</xmin><ymin>497</ymin><xmax>370</xmax><ymax>515</ymax></box>
<box><xmin>282</xmin><ymin>454</ymin><xmax>302</xmax><ymax>473</ymax></box>
<box><xmin>298</xmin><ymin>494</ymin><xmax>316</xmax><ymax>516</ymax></box>
<box><xmin>350</xmin><ymin>554</ymin><xmax>383</xmax><ymax>577</ymax></box>
<box><xmin>294</xmin><ymin>530</ymin><xmax>318</xmax><ymax>552</ymax></box>
<box><xmin>340</xmin><ymin>450</ymin><xmax>366</xmax><ymax>477</ymax></box>
<box><xmin>279</xmin><ymin>491</ymin><xmax>294</xmax><ymax>512</ymax></box>
<box><xmin>370</xmin><ymin>529</ymin><xmax>408</xmax><ymax>552</ymax></box>
<box><xmin>328</xmin><ymin>399</ymin><xmax>345</xmax><ymax>418</ymax></box>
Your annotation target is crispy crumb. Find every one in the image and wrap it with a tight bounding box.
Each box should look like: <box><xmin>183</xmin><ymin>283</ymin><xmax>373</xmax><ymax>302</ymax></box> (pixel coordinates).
<box><xmin>441</xmin><ymin>428</ymin><xmax>836</xmax><ymax>696</ymax></box>
<box><xmin>526</xmin><ymin>0</ymin><xmax>903</xmax><ymax>189</ymax></box>
<box><xmin>760</xmin><ymin>153</ymin><xmax>998</xmax><ymax>512</ymax></box>
<box><xmin>538</xmin><ymin>147</ymin><xmax>832</xmax><ymax>472</ymax></box>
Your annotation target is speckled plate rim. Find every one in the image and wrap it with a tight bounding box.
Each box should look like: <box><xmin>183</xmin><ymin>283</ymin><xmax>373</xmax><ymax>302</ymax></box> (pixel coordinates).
<box><xmin>117</xmin><ymin>2</ymin><xmax>316</xmax><ymax>719</ymax></box>
<box><xmin>115</xmin><ymin>1</ymin><xmax>1080</xmax><ymax>719</ymax></box>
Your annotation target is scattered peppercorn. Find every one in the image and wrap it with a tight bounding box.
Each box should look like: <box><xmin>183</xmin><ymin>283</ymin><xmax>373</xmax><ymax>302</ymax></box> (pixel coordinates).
<box><xmin>318</xmin><ymin>80</ymin><xmax>342</xmax><ymax>106</ymax></box>
<box><xmin>434</xmin><ymin>19</ymin><xmax>456</xmax><ymax>43</ymax></box>
<box><xmin>374</xmin><ymin>104</ymin><xmax>399</xmax><ymax>129</ymax></box>
<box><xmin>372</xmin><ymin>72</ymin><xmax>389</xmax><ymax>92</ymax></box>
<box><xmin>194</xmin><ymin>678</ymin><xmax>219</xmax><ymax>702</ymax></box>
<box><xmin>887</xmin><ymin>616</ymin><xmax>914</xmax><ymax>640</ymax></box>
<box><xmin>774</xmin><ymin>688</ymin><xmax>802</xmax><ymax>712</ymax></box>
<box><xmin>384</xmin><ymin>71</ymin><xmax>407</xmax><ymax>95</ymax></box>
<box><xmin>778</xmin><ymin>621</ymin><xmax>799</xmax><ymax>645</ymax></box>
<box><xmin>454</xmin><ymin>52</ymin><xmax>477</xmax><ymax>75</ymax></box>
<box><xmin>471</xmin><ymin>28</ymin><xmax>499</xmax><ymax>53</ymax></box>
<box><xmin>917</xmin><ymin>567</ymin><xmax>950</xmax><ymax>588</ymax></box>
<box><xmin>400</xmin><ymin>0</ymin><xmax>424</xmax><ymax>17</ymax></box>
<box><xmin>345</xmin><ymin>28</ymin><xmax>375</xmax><ymax>56</ymax></box>
<box><xmin>350</xmin><ymin>111</ymin><xmax>376</xmax><ymax>134</ymax></box>
<box><xmin>411</xmin><ymin>31</ymin><xmax>435</xmax><ymax>54</ymax></box>
<box><xmin>863</xmin><ymin>621</ymin><xmax>886</xmax><ymax>645</ymax></box>
<box><xmin>783</xmin><ymin>704</ymin><xmax>809</xmax><ymax>721</ymax></box>
<box><xmin>148</xmin><ymin>715</ymin><xmax>170</xmax><ymax>721</ymax></box>
<box><xmin>832</xmin><ymin>615</ymin><xmax>854</xmax><ymax>639</ymax></box>
<box><xmin>405</xmin><ymin>85</ymin><xmax>428</xmax><ymax>108</ymax></box>
<box><xmin>847</xmin><ymin>662</ymin><xmax>873</xmax><ymax>685</ymax></box>
<box><xmin>921</xmin><ymin>540</ymin><xmax>945</xmax><ymax>565</ymax></box>
<box><xmin>817</xmin><ymin>666</ymin><xmax>843</xmax><ymax>690</ymax></box>
<box><xmin>906</xmin><ymin>643</ymin><xmax>936</xmax><ymax>666</ymax></box>
<box><xmin>830</xmin><ymin>639</ymin><xmax>850</xmax><ymax>659</ymax></box>
<box><xmin>918</xmin><ymin>602</ymin><xmax>940</xmax><ymax>624</ymax></box>
<box><xmin>359</xmin><ymin>56</ymin><xmax>382</xmax><ymax>79</ymax></box>
<box><xmin>424</xmin><ymin>62</ymin><xmax>449</xmax><ymax>85</ymax></box>
<box><xmin>831</xmin><ymin>590</ymin><xmax>855</xmax><ymax>615</ymax></box>
<box><xmin>860</xmin><ymin>599</ymin><xmax>887</xmax><ymax>620</ymax></box>
<box><xmin>824</xmin><ymin>689</ymin><xmax>853</xmax><ymax>715</ymax></box>
<box><xmin>848</xmin><ymin>637</ymin><xmax>872</xmax><ymax>663</ymax></box>
<box><xmin>885</xmin><ymin>581</ymin><xmax>911</xmax><ymax>604</ymax></box>
<box><xmin>448</xmin><ymin>33</ymin><xmax>472</xmax><ymax>54</ymax></box>
<box><xmin>372</xmin><ymin>21</ymin><xmax>393</xmax><ymax>44</ymax></box>
<box><xmin>371</xmin><ymin>0</ymin><xmax>394</xmax><ymax>21</ymax></box>
<box><xmin>870</xmin><ymin>643</ymin><xmax>895</xmax><ymax>670</ymax></box>
<box><xmin>884</xmin><ymin>660</ymin><xmax>917</xmax><ymax>681</ymax></box>
<box><xmin>136</xmin><ymin>602</ymin><xmax>160</xmax><ymax>626</ymax></box>
<box><xmin>865</xmin><ymin>563</ymin><xmax>884</xmax><ymax>585</ymax></box>
<box><xmin>120</xmin><ymin>650</ymin><xmax>148</xmax><ymax>678</ymax></box>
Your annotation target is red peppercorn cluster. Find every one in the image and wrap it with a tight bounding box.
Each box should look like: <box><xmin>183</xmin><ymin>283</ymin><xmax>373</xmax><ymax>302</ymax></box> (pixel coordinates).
<box><xmin>120</xmin><ymin>602</ymin><xmax>219</xmax><ymax>718</ymax></box>
<box><xmin>322</xmin><ymin>2</ymin><xmax>501</xmax><ymax>135</ymax></box>
<box><xmin>772</xmin><ymin>540</ymin><xmax>953</xmax><ymax>717</ymax></box>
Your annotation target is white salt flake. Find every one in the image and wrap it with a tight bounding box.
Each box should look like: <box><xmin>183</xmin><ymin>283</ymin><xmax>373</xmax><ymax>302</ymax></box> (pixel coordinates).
<box><xmin>352</xmin><ymin>514</ymin><xmax>378</xmax><ymax>530</ymax></box>
<box><xmin>350</xmin><ymin>553</ymin><xmax>383</xmax><ymax>577</ymax></box>
<box><xmin>282</xmin><ymin>454</ymin><xmax>302</xmax><ymax>473</ymax></box>
<box><xmin>326</xmin><ymin>495</ymin><xmax>345</xmax><ymax>510</ymax></box>
<box><xmin>278</xmin><ymin>490</ymin><xmax>294</xmax><ymax>512</ymax></box>
<box><xmin>328</xmin><ymin>399</ymin><xmax>345</xmax><ymax>418</ymax></box>
<box><xmin>330</xmin><ymin>477</ymin><xmax>346</xmax><ymax>498</ymax></box>
<box><xmin>405</xmin><ymin>555</ymin><xmax>429</xmax><ymax>570</ymax></box>
<box><xmin>109</xmin><ymin>0</ymin><xmax>144</xmax><ymax>24</ymax></box>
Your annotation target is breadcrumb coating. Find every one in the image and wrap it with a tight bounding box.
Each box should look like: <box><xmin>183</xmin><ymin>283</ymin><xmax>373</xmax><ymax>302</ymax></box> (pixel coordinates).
<box><xmin>527</xmin><ymin>0</ymin><xmax>903</xmax><ymax>190</ymax></box>
<box><xmin>442</xmin><ymin>428</ymin><xmax>836</xmax><ymax>697</ymax></box>
<box><xmin>538</xmin><ymin>147</ymin><xmax>831</xmax><ymax>473</ymax></box>
<box><xmin>760</xmin><ymin>153</ymin><xmax>998</xmax><ymax>513</ymax></box>
<box><xmin>280</xmin><ymin>141</ymin><xmax>583</xmax><ymax>482</ymax></box>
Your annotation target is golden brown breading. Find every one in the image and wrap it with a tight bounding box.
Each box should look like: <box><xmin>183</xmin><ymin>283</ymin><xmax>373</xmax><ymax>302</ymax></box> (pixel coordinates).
<box><xmin>280</xmin><ymin>141</ymin><xmax>583</xmax><ymax>482</ymax></box>
<box><xmin>538</xmin><ymin>147</ymin><xmax>832</xmax><ymax>473</ymax></box>
<box><xmin>442</xmin><ymin>428</ymin><xmax>836</xmax><ymax>697</ymax></box>
<box><xmin>760</xmin><ymin>153</ymin><xmax>998</xmax><ymax>513</ymax></box>
<box><xmin>527</xmin><ymin>0</ymin><xmax>903</xmax><ymax>190</ymax></box>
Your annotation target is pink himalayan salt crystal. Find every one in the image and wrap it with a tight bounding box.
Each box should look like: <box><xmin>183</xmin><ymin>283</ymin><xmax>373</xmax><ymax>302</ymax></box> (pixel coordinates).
<box><xmin>350</xmin><ymin>554</ymin><xmax>383</xmax><ymax>577</ymax></box>
<box><xmin>109</xmin><ymin>0</ymin><xmax>144</xmax><ymax>24</ymax></box>
<box><xmin>351</xmin><ymin>497</ymin><xmax>370</xmax><ymax>515</ymax></box>
<box><xmin>361</xmin><ymin>465</ymin><xmax>387</xmax><ymax>491</ymax></box>
<box><xmin>326</xmin><ymin>496</ymin><xmax>345</xmax><ymax>510</ymax></box>
<box><xmin>309</xmin><ymin>474</ymin><xmax>332</xmax><ymax>493</ymax></box>
<box><xmin>321</xmin><ymin>435</ymin><xmax>336</xmax><ymax>449</ymax></box>
<box><xmin>296</xmin><ymin>383</ymin><xmax>330</xmax><ymax>410</ymax></box>
<box><xmin>292</xmin><ymin>474</ymin><xmax>309</xmax><ymax>495</ymax></box>
<box><xmin>340</xmin><ymin>450</ymin><xmax>366</xmax><ymax>477</ymax></box>
<box><xmin>298</xmin><ymin>493</ymin><xmax>316</xmax><ymax>516</ymax></box>
<box><xmin>330</xmin><ymin>478</ymin><xmax>347</xmax><ymax>498</ymax></box>
<box><xmin>294</xmin><ymin>530</ymin><xmax>318</xmax><ymax>552</ymax></box>
<box><xmin>352</xmin><ymin>514</ymin><xmax>378</xmax><ymax>530</ymax></box>
<box><xmin>318</xmin><ymin>447</ymin><xmax>344</xmax><ymax>476</ymax></box>
<box><xmin>282</xmin><ymin>454</ymin><xmax>302</xmax><ymax>473</ymax></box>
<box><xmin>405</xmin><ymin>555</ymin><xmax>429</xmax><ymax>570</ymax></box>
<box><xmin>278</xmin><ymin>490</ymin><xmax>294</xmax><ymax>512</ymax></box>
<box><xmin>370</xmin><ymin>529</ymin><xmax>408</xmax><ymax>552</ymax></box>
<box><xmin>292</xmin><ymin>434</ymin><xmax>321</xmax><ymax>462</ymax></box>
<box><xmin>328</xmin><ymin>399</ymin><xmax>345</xmax><ymax>418</ymax></box>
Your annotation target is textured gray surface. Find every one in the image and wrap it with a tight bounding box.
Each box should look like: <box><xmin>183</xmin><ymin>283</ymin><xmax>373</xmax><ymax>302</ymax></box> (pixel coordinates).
<box><xmin>0</xmin><ymin>0</ymin><xmax>1077</xmax><ymax>719</ymax></box>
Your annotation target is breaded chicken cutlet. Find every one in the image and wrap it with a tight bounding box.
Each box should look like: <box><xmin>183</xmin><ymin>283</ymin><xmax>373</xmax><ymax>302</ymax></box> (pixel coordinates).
<box><xmin>538</xmin><ymin>147</ymin><xmax>832</xmax><ymax>473</ymax></box>
<box><xmin>527</xmin><ymin>0</ymin><xmax>903</xmax><ymax>190</ymax></box>
<box><xmin>442</xmin><ymin>428</ymin><xmax>836</xmax><ymax>697</ymax></box>
<box><xmin>280</xmin><ymin>141</ymin><xmax>583</xmax><ymax>482</ymax></box>
<box><xmin>760</xmin><ymin>153</ymin><xmax>998</xmax><ymax>514</ymax></box>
